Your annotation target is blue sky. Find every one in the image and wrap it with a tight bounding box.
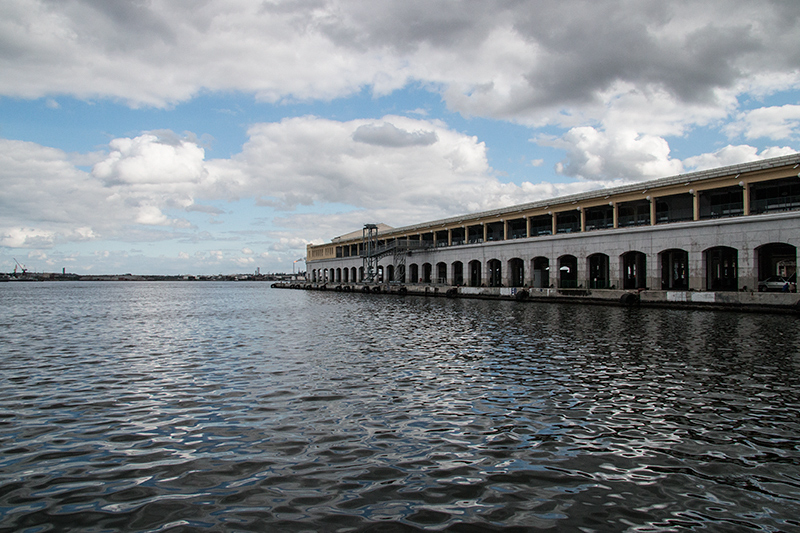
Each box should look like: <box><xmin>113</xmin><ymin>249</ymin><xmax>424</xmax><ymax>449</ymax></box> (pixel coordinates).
<box><xmin>1</xmin><ymin>1</ymin><xmax>799</xmax><ymax>275</ymax></box>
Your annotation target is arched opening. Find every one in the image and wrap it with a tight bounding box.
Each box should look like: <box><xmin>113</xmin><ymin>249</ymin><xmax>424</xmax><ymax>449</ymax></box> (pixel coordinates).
<box><xmin>342</xmin><ymin>268</ymin><xmax>349</xmax><ymax>283</ymax></box>
<box><xmin>452</xmin><ymin>261</ymin><xmax>464</xmax><ymax>286</ymax></box>
<box><xmin>756</xmin><ymin>243</ymin><xmax>796</xmax><ymax>291</ymax></box>
<box><xmin>409</xmin><ymin>264</ymin><xmax>419</xmax><ymax>283</ymax></box>
<box><xmin>559</xmin><ymin>255</ymin><xmax>578</xmax><ymax>288</ymax></box>
<box><xmin>358</xmin><ymin>267</ymin><xmax>365</xmax><ymax>282</ymax></box>
<box><xmin>507</xmin><ymin>258</ymin><xmax>524</xmax><ymax>287</ymax></box>
<box><xmin>706</xmin><ymin>246</ymin><xmax>738</xmax><ymax>291</ymax></box>
<box><xmin>622</xmin><ymin>251</ymin><xmax>647</xmax><ymax>289</ymax></box>
<box><xmin>469</xmin><ymin>260</ymin><xmax>482</xmax><ymax>287</ymax></box>
<box><xmin>422</xmin><ymin>263</ymin><xmax>432</xmax><ymax>283</ymax></box>
<box><xmin>329</xmin><ymin>268</ymin><xmax>335</xmax><ymax>283</ymax></box>
<box><xmin>660</xmin><ymin>249</ymin><xmax>688</xmax><ymax>290</ymax></box>
<box><xmin>532</xmin><ymin>256</ymin><xmax>550</xmax><ymax>288</ymax></box>
<box><xmin>436</xmin><ymin>262</ymin><xmax>447</xmax><ymax>284</ymax></box>
<box><xmin>488</xmin><ymin>259</ymin><xmax>502</xmax><ymax>287</ymax></box>
<box><xmin>386</xmin><ymin>265</ymin><xmax>395</xmax><ymax>282</ymax></box>
<box><xmin>351</xmin><ymin>267</ymin><xmax>357</xmax><ymax>283</ymax></box>
<box><xmin>377</xmin><ymin>265</ymin><xmax>384</xmax><ymax>283</ymax></box>
<box><xmin>588</xmin><ymin>253</ymin><xmax>610</xmax><ymax>289</ymax></box>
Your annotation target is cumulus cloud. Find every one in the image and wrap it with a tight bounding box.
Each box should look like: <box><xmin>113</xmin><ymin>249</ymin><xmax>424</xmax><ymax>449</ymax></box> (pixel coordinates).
<box><xmin>0</xmin><ymin>133</ymin><xmax>217</xmax><ymax>248</ymax></box>
<box><xmin>214</xmin><ymin>114</ymin><xmax>567</xmax><ymax>224</ymax></box>
<box><xmin>93</xmin><ymin>133</ymin><xmax>207</xmax><ymax>188</ymax></box>
<box><xmin>683</xmin><ymin>144</ymin><xmax>799</xmax><ymax>171</ymax></box>
<box><xmin>724</xmin><ymin>104</ymin><xmax>800</xmax><ymax>141</ymax></box>
<box><xmin>539</xmin><ymin>126</ymin><xmax>683</xmax><ymax>182</ymax></box>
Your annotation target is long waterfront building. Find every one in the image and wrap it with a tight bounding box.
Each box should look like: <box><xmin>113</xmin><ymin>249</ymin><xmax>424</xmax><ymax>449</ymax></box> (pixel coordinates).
<box><xmin>306</xmin><ymin>154</ymin><xmax>800</xmax><ymax>295</ymax></box>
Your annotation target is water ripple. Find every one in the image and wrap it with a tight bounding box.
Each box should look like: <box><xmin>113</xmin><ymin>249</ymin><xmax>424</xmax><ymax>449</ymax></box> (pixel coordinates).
<box><xmin>1</xmin><ymin>282</ymin><xmax>800</xmax><ymax>531</ymax></box>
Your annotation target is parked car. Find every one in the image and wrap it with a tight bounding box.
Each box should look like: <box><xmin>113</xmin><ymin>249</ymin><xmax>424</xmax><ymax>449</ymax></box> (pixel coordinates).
<box><xmin>758</xmin><ymin>274</ymin><xmax>796</xmax><ymax>292</ymax></box>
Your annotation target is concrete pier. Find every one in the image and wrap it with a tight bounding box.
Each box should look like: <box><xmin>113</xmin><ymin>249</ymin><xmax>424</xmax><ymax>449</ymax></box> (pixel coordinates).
<box><xmin>272</xmin><ymin>281</ymin><xmax>800</xmax><ymax>313</ymax></box>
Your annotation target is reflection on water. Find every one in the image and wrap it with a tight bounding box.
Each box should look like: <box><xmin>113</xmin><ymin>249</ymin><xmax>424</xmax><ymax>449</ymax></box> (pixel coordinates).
<box><xmin>1</xmin><ymin>282</ymin><xmax>800</xmax><ymax>531</ymax></box>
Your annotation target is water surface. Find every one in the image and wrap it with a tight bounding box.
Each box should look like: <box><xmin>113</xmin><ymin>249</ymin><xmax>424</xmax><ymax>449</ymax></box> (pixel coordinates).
<box><xmin>1</xmin><ymin>282</ymin><xmax>799</xmax><ymax>531</ymax></box>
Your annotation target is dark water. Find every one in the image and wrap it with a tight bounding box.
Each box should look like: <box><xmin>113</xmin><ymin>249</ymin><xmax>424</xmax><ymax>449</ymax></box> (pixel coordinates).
<box><xmin>1</xmin><ymin>282</ymin><xmax>800</xmax><ymax>532</ymax></box>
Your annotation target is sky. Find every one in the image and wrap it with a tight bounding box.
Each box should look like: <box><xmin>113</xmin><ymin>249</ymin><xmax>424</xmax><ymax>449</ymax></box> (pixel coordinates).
<box><xmin>1</xmin><ymin>0</ymin><xmax>800</xmax><ymax>276</ymax></box>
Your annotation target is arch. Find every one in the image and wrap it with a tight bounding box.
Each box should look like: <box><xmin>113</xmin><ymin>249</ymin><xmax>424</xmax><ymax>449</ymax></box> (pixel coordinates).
<box><xmin>532</xmin><ymin>256</ymin><xmax>549</xmax><ymax>288</ymax></box>
<box><xmin>351</xmin><ymin>267</ymin><xmax>357</xmax><ymax>283</ymax></box>
<box><xmin>422</xmin><ymin>263</ymin><xmax>432</xmax><ymax>283</ymax></box>
<box><xmin>342</xmin><ymin>268</ymin><xmax>349</xmax><ymax>283</ymax></box>
<box><xmin>469</xmin><ymin>260</ymin><xmax>482</xmax><ymax>287</ymax></box>
<box><xmin>622</xmin><ymin>251</ymin><xmax>647</xmax><ymax>289</ymax></box>
<box><xmin>452</xmin><ymin>261</ymin><xmax>464</xmax><ymax>286</ymax></box>
<box><xmin>487</xmin><ymin>259</ymin><xmax>502</xmax><ymax>287</ymax></box>
<box><xmin>386</xmin><ymin>264</ymin><xmax>395</xmax><ymax>282</ymax></box>
<box><xmin>508</xmin><ymin>258</ymin><xmax>524</xmax><ymax>287</ymax></box>
<box><xmin>359</xmin><ymin>266</ymin><xmax>365</xmax><ymax>282</ymax></box>
<box><xmin>329</xmin><ymin>268</ymin><xmax>335</xmax><ymax>283</ymax></box>
<box><xmin>659</xmin><ymin>249</ymin><xmax>688</xmax><ymax>290</ymax></box>
<box><xmin>436</xmin><ymin>262</ymin><xmax>447</xmax><ymax>284</ymax></box>
<box><xmin>587</xmin><ymin>253</ymin><xmax>610</xmax><ymax>289</ymax></box>
<box><xmin>377</xmin><ymin>265</ymin><xmax>384</xmax><ymax>283</ymax></box>
<box><xmin>705</xmin><ymin>246</ymin><xmax>738</xmax><ymax>291</ymax></box>
<box><xmin>409</xmin><ymin>264</ymin><xmax>419</xmax><ymax>284</ymax></box>
<box><xmin>756</xmin><ymin>242</ymin><xmax>796</xmax><ymax>286</ymax></box>
<box><xmin>558</xmin><ymin>254</ymin><xmax>578</xmax><ymax>288</ymax></box>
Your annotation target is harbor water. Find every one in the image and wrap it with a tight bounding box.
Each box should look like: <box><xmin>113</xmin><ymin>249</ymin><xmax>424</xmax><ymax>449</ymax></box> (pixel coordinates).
<box><xmin>1</xmin><ymin>281</ymin><xmax>799</xmax><ymax>532</ymax></box>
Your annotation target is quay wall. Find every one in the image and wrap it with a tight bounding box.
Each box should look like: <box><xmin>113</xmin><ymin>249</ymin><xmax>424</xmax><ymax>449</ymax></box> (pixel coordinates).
<box><xmin>272</xmin><ymin>282</ymin><xmax>800</xmax><ymax>313</ymax></box>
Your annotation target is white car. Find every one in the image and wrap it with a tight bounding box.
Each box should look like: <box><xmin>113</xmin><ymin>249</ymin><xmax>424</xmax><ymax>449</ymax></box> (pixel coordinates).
<box><xmin>758</xmin><ymin>275</ymin><xmax>796</xmax><ymax>292</ymax></box>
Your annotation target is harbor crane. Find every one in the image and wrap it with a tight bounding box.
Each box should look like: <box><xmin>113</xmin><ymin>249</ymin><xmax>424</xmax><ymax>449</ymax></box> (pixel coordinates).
<box><xmin>13</xmin><ymin>258</ymin><xmax>28</xmax><ymax>275</ymax></box>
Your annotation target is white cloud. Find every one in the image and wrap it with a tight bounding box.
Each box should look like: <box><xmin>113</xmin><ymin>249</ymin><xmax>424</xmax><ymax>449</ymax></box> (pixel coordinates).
<box><xmin>683</xmin><ymin>144</ymin><xmax>798</xmax><ymax>171</ymax></box>
<box><xmin>539</xmin><ymin>126</ymin><xmax>683</xmax><ymax>182</ymax></box>
<box><xmin>93</xmin><ymin>133</ymin><xmax>207</xmax><ymax>188</ymax></box>
<box><xmin>725</xmin><ymin>104</ymin><xmax>800</xmax><ymax>141</ymax></box>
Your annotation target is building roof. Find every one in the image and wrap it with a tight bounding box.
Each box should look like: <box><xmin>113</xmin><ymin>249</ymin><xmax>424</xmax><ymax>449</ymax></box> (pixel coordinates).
<box><xmin>363</xmin><ymin>152</ymin><xmax>800</xmax><ymax>239</ymax></box>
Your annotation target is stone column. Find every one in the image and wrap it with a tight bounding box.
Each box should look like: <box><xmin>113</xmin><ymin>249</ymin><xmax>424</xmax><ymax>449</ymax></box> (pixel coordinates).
<box><xmin>742</xmin><ymin>182</ymin><xmax>750</xmax><ymax>216</ymax></box>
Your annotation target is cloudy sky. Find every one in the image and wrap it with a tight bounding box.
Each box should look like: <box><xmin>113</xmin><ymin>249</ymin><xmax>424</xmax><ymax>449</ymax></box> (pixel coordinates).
<box><xmin>2</xmin><ymin>0</ymin><xmax>799</xmax><ymax>275</ymax></box>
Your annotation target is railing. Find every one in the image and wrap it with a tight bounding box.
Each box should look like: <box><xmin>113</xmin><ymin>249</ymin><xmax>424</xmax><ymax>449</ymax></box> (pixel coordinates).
<box><xmin>751</xmin><ymin>196</ymin><xmax>800</xmax><ymax>214</ymax></box>
<box><xmin>618</xmin><ymin>214</ymin><xmax>650</xmax><ymax>227</ymax></box>
<box><xmin>700</xmin><ymin>203</ymin><xmax>744</xmax><ymax>219</ymax></box>
<box><xmin>556</xmin><ymin>222</ymin><xmax>580</xmax><ymax>234</ymax></box>
<box><xmin>585</xmin><ymin>220</ymin><xmax>613</xmax><ymax>231</ymax></box>
<box><xmin>656</xmin><ymin>208</ymin><xmax>694</xmax><ymax>224</ymax></box>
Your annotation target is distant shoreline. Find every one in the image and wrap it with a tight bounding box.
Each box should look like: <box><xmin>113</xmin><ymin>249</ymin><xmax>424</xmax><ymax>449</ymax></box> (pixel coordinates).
<box><xmin>1</xmin><ymin>273</ymin><xmax>306</xmax><ymax>282</ymax></box>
